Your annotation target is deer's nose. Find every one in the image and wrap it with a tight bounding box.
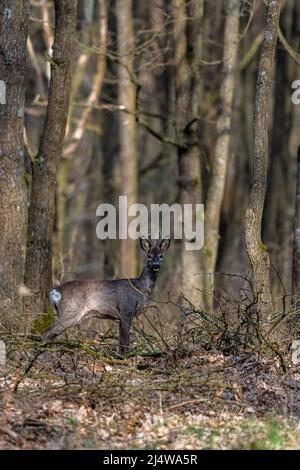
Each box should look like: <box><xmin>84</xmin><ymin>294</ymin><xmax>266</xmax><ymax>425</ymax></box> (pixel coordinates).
<box><xmin>153</xmin><ymin>262</ymin><xmax>160</xmax><ymax>270</ymax></box>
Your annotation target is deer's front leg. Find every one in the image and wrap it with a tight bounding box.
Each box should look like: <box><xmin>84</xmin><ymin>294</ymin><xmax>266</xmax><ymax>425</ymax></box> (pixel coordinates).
<box><xmin>119</xmin><ymin>311</ymin><xmax>134</xmax><ymax>356</ymax></box>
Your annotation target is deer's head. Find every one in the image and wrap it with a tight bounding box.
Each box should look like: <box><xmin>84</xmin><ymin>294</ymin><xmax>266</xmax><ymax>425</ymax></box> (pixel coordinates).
<box><xmin>140</xmin><ymin>236</ymin><xmax>171</xmax><ymax>273</ymax></box>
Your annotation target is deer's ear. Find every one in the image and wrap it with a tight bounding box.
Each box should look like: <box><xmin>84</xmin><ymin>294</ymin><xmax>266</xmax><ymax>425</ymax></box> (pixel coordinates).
<box><xmin>140</xmin><ymin>237</ymin><xmax>152</xmax><ymax>252</ymax></box>
<box><xmin>159</xmin><ymin>237</ymin><xmax>171</xmax><ymax>252</ymax></box>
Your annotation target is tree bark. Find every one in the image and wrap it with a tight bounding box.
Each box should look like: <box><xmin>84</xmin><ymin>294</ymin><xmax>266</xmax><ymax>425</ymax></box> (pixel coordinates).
<box><xmin>203</xmin><ymin>0</ymin><xmax>240</xmax><ymax>310</ymax></box>
<box><xmin>24</xmin><ymin>0</ymin><xmax>78</xmax><ymax>316</ymax></box>
<box><xmin>244</xmin><ymin>0</ymin><xmax>281</xmax><ymax>317</ymax></box>
<box><xmin>292</xmin><ymin>147</ymin><xmax>300</xmax><ymax>306</ymax></box>
<box><xmin>172</xmin><ymin>0</ymin><xmax>204</xmax><ymax>307</ymax></box>
<box><xmin>0</xmin><ymin>1</ymin><xmax>29</xmax><ymax>324</ymax></box>
<box><xmin>263</xmin><ymin>1</ymin><xmax>294</xmax><ymax>296</ymax></box>
<box><xmin>55</xmin><ymin>0</ymin><xmax>107</xmax><ymax>280</ymax></box>
<box><xmin>116</xmin><ymin>0</ymin><xmax>138</xmax><ymax>278</ymax></box>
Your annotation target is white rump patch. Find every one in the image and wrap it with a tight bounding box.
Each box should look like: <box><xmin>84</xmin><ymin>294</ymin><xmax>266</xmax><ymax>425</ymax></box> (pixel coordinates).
<box><xmin>50</xmin><ymin>288</ymin><xmax>61</xmax><ymax>305</ymax></box>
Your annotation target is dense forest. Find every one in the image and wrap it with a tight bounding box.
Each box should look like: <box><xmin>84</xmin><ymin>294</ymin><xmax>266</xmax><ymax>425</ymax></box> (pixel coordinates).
<box><xmin>1</xmin><ymin>0</ymin><xmax>300</xmax><ymax>452</ymax></box>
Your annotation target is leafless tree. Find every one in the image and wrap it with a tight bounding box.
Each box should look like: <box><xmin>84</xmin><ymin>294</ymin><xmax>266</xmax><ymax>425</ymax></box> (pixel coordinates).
<box><xmin>24</xmin><ymin>0</ymin><xmax>78</xmax><ymax>317</ymax></box>
<box><xmin>172</xmin><ymin>0</ymin><xmax>204</xmax><ymax>307</ymax></box>
<box><xmin>203</xmin><ymin>0</ymin><xmax>240</xmax><ymax>310</ymax></box>
<box><xmin>245</xmin><ymin>0</ymin><xmax>281</xmax><ymax>316</ymax></box>
<box><xmin>116</xmin><ymin>0</ymin><xmax>138</xmax><ymax>278</ymax></box>
<box><xmin>292</xmin><ymin>147</ymin><xmax>300</xmax><ymax>309</ymax></box>
<box><xmin>0</xmin><ymin>1</ymin><xmax>29</xmax><ymax>324</ymax></box>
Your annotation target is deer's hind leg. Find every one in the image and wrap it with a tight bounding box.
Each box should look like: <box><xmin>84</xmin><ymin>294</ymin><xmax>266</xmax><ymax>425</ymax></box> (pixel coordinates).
<box><xmin>42</xmin><ymin>307</ymin><xmax>85</xmax><ymax>341</ymax></box>
<box><xmin>42</xmin><ymin>321</ymin><xmax>67</xmax><ymax>340</ymax></box>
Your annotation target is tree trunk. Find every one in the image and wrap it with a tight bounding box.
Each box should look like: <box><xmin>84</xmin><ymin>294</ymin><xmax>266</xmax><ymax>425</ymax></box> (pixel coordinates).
<box><xmin>203</xmin><ymin>0</ymin><xmax>240</xmax><ymax>310</ymax></box>
<box><xmin>55</xmin><ymin>0</ymin><xmax>107</xmax><ymax>281</ymax></box>
<box><xmin>172</xmin><ymin>0</ymin><xmax>204</xmax><ymax>307</ymax></box>
<box><xmin>0</xmin><ymin>1</ymin><xmax>29</xmax><ymax>325</ymax></box>
<box><xmin>24</xmin><ymin>0</ymin><xmax>78</xmax><ymax>317</ymax></box>
<box><xmin>263</xmin><ymin>1</ymin><xmax>294</xmax><ymax>296</ymax></box>
<box><xmin>83</xmin><ymin>140</ymin><xmax>104</xmax><ymax>279</ymax></box>
<box><xmin>244</xmin><ymin>0</ymin><xmax>281</xmax><ymax>317</ymax></box>
<box><xmin>116</xmin><ymin>0</ymin><xmax>138</xmax><ymax>278</ymax></box>
<box><xmin>292</xmin><ymin>147</ymin><xmax>300</xmax><ymax>307</ymax></box>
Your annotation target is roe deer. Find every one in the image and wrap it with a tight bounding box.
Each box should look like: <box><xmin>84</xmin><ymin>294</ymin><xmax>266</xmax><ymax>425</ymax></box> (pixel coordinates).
<box><xmin>42</xmin><ymin>237</ymin><xmax>170</xmax><ymax>354</ymax></box>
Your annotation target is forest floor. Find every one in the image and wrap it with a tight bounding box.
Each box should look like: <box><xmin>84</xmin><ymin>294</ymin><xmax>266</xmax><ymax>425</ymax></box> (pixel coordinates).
<box><xmin>1</xmin><ymin>340</ymin><xmax>300</xmax><ymax>450</ymax></box>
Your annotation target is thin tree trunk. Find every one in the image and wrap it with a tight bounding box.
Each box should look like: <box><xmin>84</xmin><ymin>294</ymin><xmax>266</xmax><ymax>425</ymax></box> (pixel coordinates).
<box><xmin>203</xmin><ymin>0</ymin><xmax>240</xmax><ymax>310</ymax></box>
<box><xmin>0</xmin><ymin>1</ymin><xmax>29</xmax><ymax>324</ymax></box>
<box><xmin>217</xmin><ymin>67</ymin><xmax>252</xmax><ymax>296</ymax></box>
<box><xmin>292</xmin><ymin>147</ymin><xmax>300</xmax><ymax>307</ymax></box>
<box><xmin>244</xmin><ymin>0</ymin><xmax>281</xmax><ymax>317</ymax></box>
<box><xmin>264</xmin><ymin>1</ymin><xmax>294</xmax><ymax>296</ymax></box>
<box><xmin>83</xmin><ymin>140</ymin><xmax>104</xmax><ymax>279</ymax></box>
<box><xmin>116</xmin><ymin>0</ymin><xmax>138</xmax><ymax>278</ymax></box>
<box><xmin>55</xmin><ymin>0</ymin><xmax>107</xmax><ymax>279</ymax></box>
<box><xmin>172</xmin><ymin>0</ymin><xmax>204</xmax><ymax>307</ymax></box>
<box><xmin>24</xmin><ymin>0</ymin><xmax>78</xmax><ymax>317</ymax></box>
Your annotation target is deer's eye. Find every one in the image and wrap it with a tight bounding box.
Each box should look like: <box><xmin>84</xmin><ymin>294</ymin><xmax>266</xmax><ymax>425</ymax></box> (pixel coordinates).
<box><xmin>148</xmin><ymin>254</ymin><xmax>153</xmax><ymax>260</ymax></box>
<box><xmin>160</xmin><ymin>255</ymin><xmax>163</xmax><ymax>259</ymax></box>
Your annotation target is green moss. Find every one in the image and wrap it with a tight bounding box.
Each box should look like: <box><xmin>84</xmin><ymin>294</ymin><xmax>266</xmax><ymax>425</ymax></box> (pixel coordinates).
<box><xmin>259</xmin><ymin>242</ymin><xmax>267</xmax><ymax>252</ymax></box>
<box><xmin>185</xmin><ymin>425</ymin><xmax>204</xmax><ymax>440</ymax></box>
<box><xmin>65</xmin><ymin>416</ymin><xmax>78</xmax><ymax>428</ymax></box>
<box><xmin>237</xmin><ymin>417</ymin><xmax>287</xmax><ymax>450</ymax></box>
<box><xmin>0</xmin><ymin>154</ymin><xmax>7</xmax><ymax>165</ymax></box>
<box><xmin>266</xmin><ymin>419</ymin><xmax>283</xmax><ymax>448</ymax></box>
<box><xmin>34</xmin><ymin>152</ymin><xmax>45</xmax><ymax>167</ymax></box>
<box><xmin>23</xmin><ymin>172</ymin><xmax>31</xmax><ymax>186</ymax></box>
<box><xmin>209</xmin><ymin>429</ymin><xmax>219</xmax><ymax>447</ymax></box>
<box><xmin>31</xmin><ymin>306</ymin><xmax>55</xmax><ymax>334</ymax></box>
<box><xmin>205</xmin><ymin>248</ymin><xmax>213</xmax><ymax>257</ymax></box>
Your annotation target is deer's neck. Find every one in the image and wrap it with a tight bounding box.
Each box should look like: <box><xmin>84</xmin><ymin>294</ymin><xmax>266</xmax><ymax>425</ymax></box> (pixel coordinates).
<box><xmin>136</xmin><ymin>265</ymin><xmax>158</xmax><ymax>297</ymax></box>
